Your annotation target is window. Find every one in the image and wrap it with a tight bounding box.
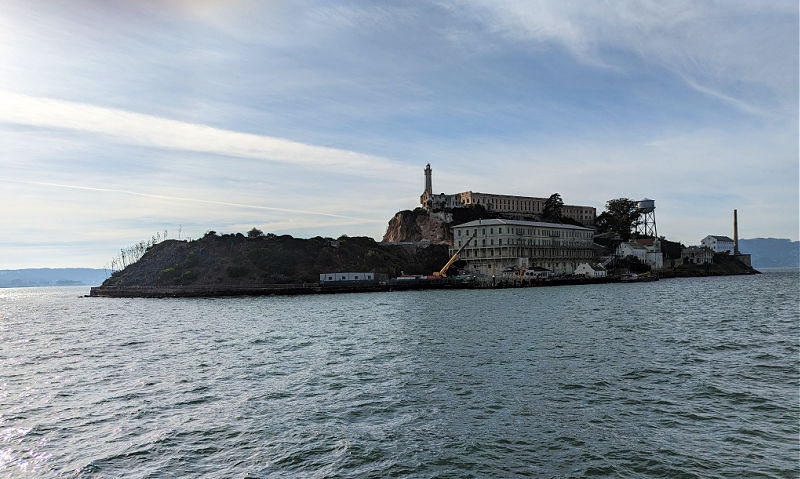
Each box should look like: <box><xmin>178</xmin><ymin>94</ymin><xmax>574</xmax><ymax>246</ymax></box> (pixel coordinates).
<box><xmin>490</xmin><ymin>239</ymin><xmax>494</xmax><ymax>245</ymax></box>
<box><xmin>490</xmin><ymin>228</ymin><xmax>493</xmax><ymax>234</ymax></box>
<box><xmin>498</xmin><ymin>239</ymin><xmax>502</xmax><ymax>245</ymax></box>
<box><xmin>458</xmin><ymin>230</ymin><xmax>461</xmax><ymax>236</ymax></box>
<box><xmin>482</xmin><ymin>228</ymin><xmax>486</xmax><ymax>234</ymax></box>
<box><xmin>498</xmin><ymin>228</ymin><xmax>502</xmax><ymax>234</ymax></box>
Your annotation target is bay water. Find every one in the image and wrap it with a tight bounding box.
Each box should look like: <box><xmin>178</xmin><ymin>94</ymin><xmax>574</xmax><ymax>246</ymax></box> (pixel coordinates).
<box><xmin>1</xmin><ymin>272</ymin><xmax>798</xmax><ymax>477</ymax></box>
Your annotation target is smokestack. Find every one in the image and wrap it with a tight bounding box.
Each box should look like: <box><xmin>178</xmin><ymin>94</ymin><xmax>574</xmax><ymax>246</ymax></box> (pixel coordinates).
<box><xmin>733</xmin><ymin>209</ymin><xmax>739</xmax><ymax>255</ymax></box>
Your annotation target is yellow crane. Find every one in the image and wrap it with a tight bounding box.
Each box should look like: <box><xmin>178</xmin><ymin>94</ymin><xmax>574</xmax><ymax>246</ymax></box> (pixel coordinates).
<box><xmin>434</xmin><ymin>233</ymin><xmax>476</xmax><ymax>278</ymax></box>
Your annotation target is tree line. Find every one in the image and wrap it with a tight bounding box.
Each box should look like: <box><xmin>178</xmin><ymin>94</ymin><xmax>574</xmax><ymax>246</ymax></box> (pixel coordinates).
<box><xmin>542</xmin><ymin>193</ymin><xmax>640</xmax><ymax>240</ymax></box>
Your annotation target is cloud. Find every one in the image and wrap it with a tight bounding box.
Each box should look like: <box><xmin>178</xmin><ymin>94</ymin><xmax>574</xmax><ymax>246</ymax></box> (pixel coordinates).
<box><xmin>3</xmin><ymin>179</ymin><xmax>384</xmax><ymax>223</ymax></box>
<box><xmin>0</xmin><ymin>90</ymin><xmax>413</xmax><ymax>178</ymax></box>
<box><xmin>451</xmin><ymin>0</ymin><xmax>797</xmax><ymax>118</ymax></box>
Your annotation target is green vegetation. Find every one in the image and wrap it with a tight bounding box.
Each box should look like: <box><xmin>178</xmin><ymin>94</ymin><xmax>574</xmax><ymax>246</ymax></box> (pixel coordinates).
<box><xmin>616</xmin><ymin>255</ymin><xmax>651</xmax><ymax>274</ymax></box>
<box><xmin>247</xmin><ymin>228</ymin><xmax>264</xmax><ymax>238</ymax></box>
<box><xmin>596</xmin><ymin>198</ymin><xmax>640</xmax><ymax>241</ymax></box>
<box><xmin>542</xmin><ymin>193</ymin><xmax>563</xmax><ymax>222</ymax></box>
<box><xmin>156</xmin><ymin>251</ymin><xmax>201</xmax><ymax>285</ymax></box>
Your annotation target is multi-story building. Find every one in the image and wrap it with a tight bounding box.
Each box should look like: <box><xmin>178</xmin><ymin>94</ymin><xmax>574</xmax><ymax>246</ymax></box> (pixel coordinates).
<box><xmin>450</xmin><ymin>219</ymin><xmax>595</xmax><ymax>275</ymax></box>
<box><xmin>701</xmin><ymin>235</ymin><xmax>735</xmax><ymax>253</ymax></box>
<box><xmin>420</xmin><ymin>164</ymin><xmax>596</xmax><ymax>226</ymax></box>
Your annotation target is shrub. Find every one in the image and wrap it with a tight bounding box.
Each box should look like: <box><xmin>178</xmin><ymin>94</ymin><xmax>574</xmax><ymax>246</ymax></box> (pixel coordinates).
<box><xmin>247</xmin><ymin>228</ymin><xmax>264</xmax><ymax>238</ymax></box>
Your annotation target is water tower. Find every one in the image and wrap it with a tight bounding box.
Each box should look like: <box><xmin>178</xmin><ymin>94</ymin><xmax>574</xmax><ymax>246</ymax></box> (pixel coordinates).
<box><xmin>635</xmin><ymin>198</ymin><xmax>657</xmax><ymax>238</ymax></box>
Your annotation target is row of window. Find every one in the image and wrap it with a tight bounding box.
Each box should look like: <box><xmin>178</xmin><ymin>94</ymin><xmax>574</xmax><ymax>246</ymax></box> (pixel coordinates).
<box><xmin>459</xmin><ymin>238</ymin><xmax>590</xmax><ymax>247</ymax></box>
<box><xmin>461</xmin><ymin>196</ymin><xmax>594</xmax><ymax>216</ymax></box>
<box><xmin>460</xmin><ymin>248</ymin><xmax>592</xmax><ymax>258</ymax></box>
<box><xmin>457</xmin><ymin>227</ymin><xmax>592</xmax><ymax>239</ymax></box>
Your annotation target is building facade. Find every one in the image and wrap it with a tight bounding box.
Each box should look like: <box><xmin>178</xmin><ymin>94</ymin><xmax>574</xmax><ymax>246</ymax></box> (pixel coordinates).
<box><xmin>616</xmin><ymin>241</ymin><xmax>664</xmax><ymax>270</ymax></box>
<box><xmin>681</xmin><ymin>246</ymin><xmax>713</xmax><ymax>265</ymax></box>
<box><xmin>574</xmin><ymin>263</ymin><xmax>607</xmax><ymax>278</ymax></box>
<box><xmin>450</xmin><ymin>219</ymin><xmax>595</xmax><ymax>275</ymax></box>
<box><xmin>320</xmin><ymin>272</ymin><xmax>374</xmax><ymax>282</ymax></box>
<box><xmin>420</xmin><ymin>165</ymin><xmax>596</xmax><ymax>226</ymax></box>
<box><xmin>701</xmin><ymin>235</ymin><xmax>734</xmax><ymax>253</ymax></box>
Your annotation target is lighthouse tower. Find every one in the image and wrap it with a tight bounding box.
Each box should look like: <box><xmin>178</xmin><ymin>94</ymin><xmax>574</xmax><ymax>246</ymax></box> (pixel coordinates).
<box><xmin>420</xmin><ymin>164</ymin><xmax>433</xmax><ymax>207</ymax></box>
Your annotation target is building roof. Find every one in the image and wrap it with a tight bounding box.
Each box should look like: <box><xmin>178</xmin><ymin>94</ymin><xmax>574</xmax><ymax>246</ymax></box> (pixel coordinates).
<box><xmin>620</xmin><ymin>242</ymin><xmax>648</xmax><ymax>250</ymax></box>
<box><xmin>578</xmin><ymin>262</ymin><xmax>606</xmax><ymax>271</ymax></box>
<box><xmin>454</xmin><ymin>191</ymin><xmax>595</xmax><ymax>209</ymax></box>
<box><xmin>706</xmin><ymin>235</ymin><xmax>734</xmax><ymax>242</ymax></box>
<box><xmin>453</xmin><ymin>218</ymin><xmax>592</xmax><ymax>231</ymax></box>
<box><xmin>594</xmin><ymin>231</ymin><xmax>621</xmax><ymax>240</ymax></box>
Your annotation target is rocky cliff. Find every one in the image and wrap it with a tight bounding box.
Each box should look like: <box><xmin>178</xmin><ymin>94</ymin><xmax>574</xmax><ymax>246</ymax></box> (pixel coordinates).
<box><xmin>382</xmin><ymin>206</ymin><xmax>505</xmax><ymax>244</ymax></box>
<box><xmin>382</xmin><ymin>208</ymin><xmax>452</xmax><ymax>243</ymax></box>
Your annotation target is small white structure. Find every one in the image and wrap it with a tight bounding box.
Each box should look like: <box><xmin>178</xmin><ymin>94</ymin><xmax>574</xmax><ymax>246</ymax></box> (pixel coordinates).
<box><xmin>574</xmin><ymin>263</ymin><xmax>607</xmax><ymax>278</ymax></box>
<box><xmin>320</xmin><ymin>272</ymin><xmax>374</xmax><ymax>282</ymax></box>
<box><xmin>616</xmin><ymin>242</ymin><xmax>648</xmax><ymax>262</ymax></box>
<box><xmin>616</xmin><ymin>241</ymin><xmax>663</xmax><ymax>270</ymax></box>
<box><xmin>701</xmin><ymin>235</ymin><xmax>734</xmax><ymax>253</ymax></box>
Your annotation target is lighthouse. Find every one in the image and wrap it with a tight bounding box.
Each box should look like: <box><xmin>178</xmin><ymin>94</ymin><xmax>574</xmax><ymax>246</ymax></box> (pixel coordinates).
<box><xmin>424</xmin><ymin>163</ymin><xmax>432</xmax><ymax>196</ymax></box>
<box><xmin>420</xmin><ymin>164</ymin><xmax>433</xmax><ymax>208</ymax></box>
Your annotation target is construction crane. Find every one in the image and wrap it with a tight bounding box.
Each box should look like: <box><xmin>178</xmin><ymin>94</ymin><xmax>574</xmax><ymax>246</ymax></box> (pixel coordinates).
<box><xmin>434</xmin><ymin>233</ymin><xmax>476</xmax><ymax>278</ymax></box>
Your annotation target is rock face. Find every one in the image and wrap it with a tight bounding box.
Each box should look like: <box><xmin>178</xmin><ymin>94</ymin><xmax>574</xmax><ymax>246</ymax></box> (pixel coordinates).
<box><xmin>382</xmin><ymin>206</ymin><xmax>506</xmax><ymax>244</ymax></box>
<box><xmin>382</xmin><ymin>208</ymin><xmax>452</xmax><ymax>244</ymax></box>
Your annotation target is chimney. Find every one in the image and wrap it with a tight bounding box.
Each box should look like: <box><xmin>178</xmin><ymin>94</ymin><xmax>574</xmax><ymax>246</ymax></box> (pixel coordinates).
<box><xmin>733</xmin><ymin>209</ymin><xmax>740</xmax><ymax>255</ymax></box>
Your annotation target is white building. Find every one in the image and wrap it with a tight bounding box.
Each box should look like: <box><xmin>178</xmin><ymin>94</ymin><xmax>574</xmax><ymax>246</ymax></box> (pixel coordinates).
<box><xmin>701</xmin><ymin>235</ymin><xmax>734</xmax><ymax>253</ymax></box>
<box><xmin>320</xmin><ymin>272</ymin><xmax>374</xmax><ymax>282</ymax></box>
<box><xmin>574</xmin><ymin>263</ymin><xmax>607</xmax><ymax>278</ymax></box>
<box><xmin>616</xmin><ymin>241</ymin><xmax>663</xmax><ymax>270</ymax></box>
<box><xmin>450</xmin><ymin>219</ymin><xmax>595</xmax><ymax>275</ymax></box>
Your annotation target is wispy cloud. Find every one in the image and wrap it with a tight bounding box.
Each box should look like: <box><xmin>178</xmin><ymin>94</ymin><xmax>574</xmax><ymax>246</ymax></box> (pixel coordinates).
<box><xmin>681</xmin><ymin>78</ymin><xmax>769</xmax><ymax>118</ymax></box>
<box><xmin>0</xmin><ymin>90</ymin><xmax>412</xmax><ymax>178</ymax></box>
<box><xmin>452</xmin><ymin>0</ymin><xmax>797</xmax><ymax>118</ymax></box>
<box><xmin>3</xmin><ymin>178</ymin><xmax>384</xmax><ymax>223</ymax></box>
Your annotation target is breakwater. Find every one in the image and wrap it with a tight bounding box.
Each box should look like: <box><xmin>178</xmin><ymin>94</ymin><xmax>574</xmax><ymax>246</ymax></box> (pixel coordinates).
<box><xmin>89</xmin><ymin>276</ymin><xmax>620</xmax><ymax>298</ymax></box>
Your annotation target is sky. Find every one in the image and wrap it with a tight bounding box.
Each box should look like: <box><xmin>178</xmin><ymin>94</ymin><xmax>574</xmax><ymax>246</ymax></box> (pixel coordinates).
<box><xmin>0</xmin><ymin>0</ymin><xmax>797</xmax><ymax>268</ymax></box>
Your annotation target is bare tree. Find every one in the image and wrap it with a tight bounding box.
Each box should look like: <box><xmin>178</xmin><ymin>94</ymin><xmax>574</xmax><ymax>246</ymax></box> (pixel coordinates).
<box><xmin>108</xmin><ymin>231</ymin><xmax>171</xmax><ymax>272</ymax></box>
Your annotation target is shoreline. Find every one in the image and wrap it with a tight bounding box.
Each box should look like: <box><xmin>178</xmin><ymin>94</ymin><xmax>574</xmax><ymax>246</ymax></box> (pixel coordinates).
<box><xmin>88</xmin><ymin>270</ymin><xmax>761</xmax><ymax>298</ymax></box>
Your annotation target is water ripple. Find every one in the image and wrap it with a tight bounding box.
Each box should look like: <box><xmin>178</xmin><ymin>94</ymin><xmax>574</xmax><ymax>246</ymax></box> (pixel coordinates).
<box><xmin>0</xmin><ymin>272</ymin><xmax>797</xmax><ymax>477</ymax></box>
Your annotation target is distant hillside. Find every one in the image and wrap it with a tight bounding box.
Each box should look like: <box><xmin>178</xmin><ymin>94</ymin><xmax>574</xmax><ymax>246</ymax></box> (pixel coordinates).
<box><xmin>738</xmin><ymin>238</ymin><xmax>799</xmax><ymax>268</ymax></box>
<box><xmin>102</xmin><ymin>233</ymin><xmax>451</xmax><ymax>287</ymax></box>
<box><xmin>0</xmin><ymin>268</ymin><xmax>110</xmax><ymax>288</ymax></box>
